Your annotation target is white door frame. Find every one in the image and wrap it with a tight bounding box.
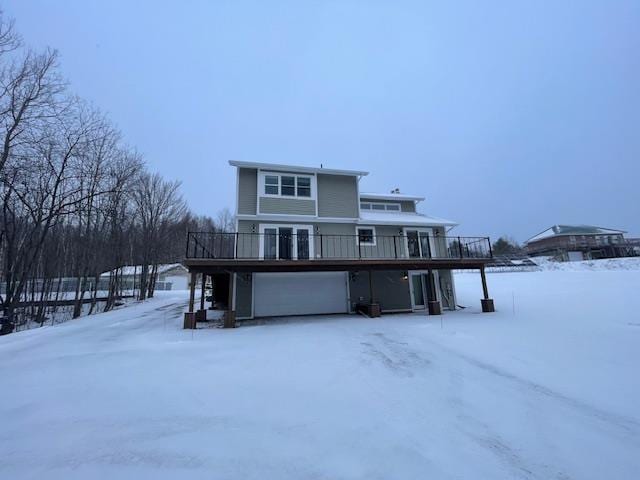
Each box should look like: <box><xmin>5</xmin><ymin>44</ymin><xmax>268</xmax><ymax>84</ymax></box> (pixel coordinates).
<box><xmin>258</xmin><ymin>224</ymin><xmax>314</xmax><ymax>260</ymax></box>
<box><xmin>409</xmin><ymin>270</ymin><xmax>442</xmax><ymax>311</ymax></box>
<box><xmin>403</xmin><ymin>227</ymin><xmax>436</xmax><ymax>258</ymax></box>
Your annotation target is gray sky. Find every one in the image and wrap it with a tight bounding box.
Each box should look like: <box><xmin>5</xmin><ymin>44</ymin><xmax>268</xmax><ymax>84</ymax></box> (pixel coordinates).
<box><xmin>6</xmin><ymin>0</ymin><xmax>640</xmax><ymax>241</ymax></box>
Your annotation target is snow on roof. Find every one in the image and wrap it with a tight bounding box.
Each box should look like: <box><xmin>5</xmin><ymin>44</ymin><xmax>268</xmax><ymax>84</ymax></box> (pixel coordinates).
<box><xmin>100</xmin><ymin>263</ymin><xmax>187</xmax><ymax>277</ymax></box>
<box><xmin>359</xmin><ymin>192</ymin><xmax>425</xmax><ymax>202</ymax></box>
<box><xmin>359</xmin><ymin>210</ymin><xmax>457</xmax><ymax>227</ymax></box>
<box><xmin>526</xmin><ymin>225</ymin><xmax>627</xmax><ymax>244</ymax></box>
<box><xmin>228</xmin><ymin>160</ymin><xmax>368</xmax><ymax>177</ymax></box>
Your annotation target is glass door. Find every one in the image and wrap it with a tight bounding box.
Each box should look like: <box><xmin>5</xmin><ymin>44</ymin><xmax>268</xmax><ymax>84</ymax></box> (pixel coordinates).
<box><xmin>278</xmin><ymin>228</ymin><xmax>293</xmax><ymax>260</ymax></box>
<box><xmin>405</xmin><ymin>229</ymin><xmax>434</xmax><ymax>258</ymax></box>
<box><xmin>410</xmin><ymin>273</ymin><xmax>426</xmax><ymax>310</ymax></box>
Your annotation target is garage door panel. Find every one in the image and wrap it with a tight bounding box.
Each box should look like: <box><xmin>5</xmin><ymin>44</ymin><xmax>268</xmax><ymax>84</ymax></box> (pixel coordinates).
<box><xmin>254</xmin><ymin>272</ymin><xmax>347</xmax><ymax>317</ymax></box>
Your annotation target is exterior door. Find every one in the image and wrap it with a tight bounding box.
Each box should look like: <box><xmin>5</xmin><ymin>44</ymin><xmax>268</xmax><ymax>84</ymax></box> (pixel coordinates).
<box><xmin>409</xmin><ymin>271</ymin><xmax>441</xmax><ymax>311</ymax></box>
<box><xmin>405</xmin><ymin>228</ymin><xmax>435</xmax><ymax>258</ymax></box>
<box><xmin>259</xmin><ymin>224</ymin><xmax>313</xmax><ymax>260</ymax></box>
<box><xmin>409</xmin><ymin>273</ymin><xmax>426</xmax><ymax>310</ymax></box>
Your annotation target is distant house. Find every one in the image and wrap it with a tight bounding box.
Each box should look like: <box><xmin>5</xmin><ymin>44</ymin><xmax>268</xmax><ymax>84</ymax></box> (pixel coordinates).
<box><xmin>525</xmin><ymin>225</ymin><xmax>637</xmax><ymax>261</ymax></box>
<box><xmin>100</xmin><ymin>263</ymin><xmax>189</xmax><ymax>291</ymax></box>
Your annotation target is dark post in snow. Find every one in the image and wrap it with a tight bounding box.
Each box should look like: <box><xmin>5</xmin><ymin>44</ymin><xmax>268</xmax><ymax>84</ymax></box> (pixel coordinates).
<box><xmin>427</xmin><ymin>269</ymin><xmax>441</xmax><ymax>315</ymax></box>
<box><xmin>184</xmin><ymin>271</ymin><xmax>197</xmax><ymax>329</ymax></box>
<box><xmin>480</xmin><ymin>266</ymin><xmax>495</xmax><ymax>313</ymax></box>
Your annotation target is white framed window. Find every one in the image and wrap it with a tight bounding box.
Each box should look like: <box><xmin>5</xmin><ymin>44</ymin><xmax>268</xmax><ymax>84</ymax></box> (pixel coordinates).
<box><xmin>259</xmin><ymin>171</ymin><xmax>315</xmax><ymax>199</ymax></box>
<box><xmin>360</xmin><ymin>202</ymin><xmax>401</xmax><ymax>212</ymax></box>
<box><xmin>264</xmin><ymin>175</ymin><xmax>279</xmax><ymax>195</ymax></box>
<box><xmin>357</xmin><ymin>226</ymin><xmax>376</xmax><ymax>246</ymax></box>
<box><xmin>297</xmin><ymin>177</ymin><xmax>311</xmax><ymax>197</ymax></box>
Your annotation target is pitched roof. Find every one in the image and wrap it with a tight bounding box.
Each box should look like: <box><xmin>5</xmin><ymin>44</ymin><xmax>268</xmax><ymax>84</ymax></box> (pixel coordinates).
<box><xmin>228</xmin><ymin>160</ymin><xmax>368</xmax><ymax>177</ymax></box>
<box><xmin>100</xmin><ymin>263</ymin><xmax>187</xmax><ymax>277</ymax></box>
<box><xmin>526</xmin><ymin>225</ymin><xmax>626</xmax><ymax>244</ymax></box>
<box><xmin>359</xmin><ymin>210</ymin><xmax>457</xmax><ymax>227</ymax></box>
<box><xmin>359</xmin><ymin>192</ymin><xmax>425</xmax><ymax>202</ymax></box>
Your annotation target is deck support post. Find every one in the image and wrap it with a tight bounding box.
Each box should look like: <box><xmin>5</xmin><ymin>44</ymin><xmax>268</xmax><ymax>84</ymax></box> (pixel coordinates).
<box><xmin>427</xmin><ymin>269</ymin><xmax>441</xmax><ymax>315</ymax></box>
<box><xmin>367</xmin><ymin>270</ymin><xmax>380</xmax><ymax>317</ymax></box>
<box><xmin>480</xmin><ymin>266</ymin><xmax>495</xmax><ymax>312</ymax></box>
<box><xmin>184</xmin><ymin>271</ymin><xmax>197</xmax><ymax>329</ymax></box>
<box><xmin>199</xmin><ymin>273</ymin><xmax>206</xmax><ymax>311</ymax></box>
<box><xmin>224</xmin><ymin>272</ymin><xmax>236</xmax><ymax>328</ymax></box>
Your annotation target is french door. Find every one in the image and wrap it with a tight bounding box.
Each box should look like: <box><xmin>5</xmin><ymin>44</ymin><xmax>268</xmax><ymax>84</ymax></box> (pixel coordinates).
<box><xmin>405</xmin><ymin>228</ymin><xmax>435</xmax><ymax>259</ymax></box>
<box><xmin>259</xmin><ymin>224</ymin><xmax>313</xmax><ymax>260</ymax></box>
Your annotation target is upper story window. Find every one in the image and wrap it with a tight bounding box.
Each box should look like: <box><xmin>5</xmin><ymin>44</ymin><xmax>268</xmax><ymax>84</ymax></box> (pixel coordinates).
<box><xmin>265</xmin><ymin>175</ymin><xmax>279</xmax><ymax>194</ymax></box>
<box><xmin>360</xmin><ymin>202</ymin><xmax>401</xmax><ymax>212</ymax></box>
<box><xmin>261</xmin><ymin>172</ymin><xmax>313</xmax><ymax>198</ymax></box>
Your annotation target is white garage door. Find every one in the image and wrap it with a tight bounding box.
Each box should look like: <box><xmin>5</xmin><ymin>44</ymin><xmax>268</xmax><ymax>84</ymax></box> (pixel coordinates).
<box><xmin>253</xmin><ymin>272</ymin><xmax>348</xmax><ymax>317</ymax></box>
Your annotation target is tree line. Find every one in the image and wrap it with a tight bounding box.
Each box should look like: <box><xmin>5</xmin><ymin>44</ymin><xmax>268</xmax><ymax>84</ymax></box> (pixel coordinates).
<box><xmin>0</xmin><ymin>12</ymin><xmax>227</xmax><ymax>334</ymax></box>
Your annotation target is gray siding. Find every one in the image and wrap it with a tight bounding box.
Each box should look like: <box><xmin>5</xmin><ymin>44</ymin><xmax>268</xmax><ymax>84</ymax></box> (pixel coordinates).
<box><xmin>349</xmin><ymin>270</ymin><xmax>412</xmax><ymax>312</ymax></box>
<box><xmin>317</xmin><ymin>174</ymin><xmax>358</xmax><ymax>218</ymax></box>
<box><xmin>238</xmin><ymin>168</ymin><xmax>257</xmax><ymax>215</ymax></box>
<box><xmin>400</xmin><ymin>201</ymin><xmax>416</xmax><ymax>213</ymax></box>
<box><xmin>437</xmin><ymin>270</ymin><xmax>455</xmax><ymax>310</ymax></box>
<box><xmin>259</xmin><ymin>197</ymin><xmax>316</xmax><ymax>215</ymax></box>
<box><xmin>235</xmin><ymin>273</ymin><xmax>253</xmax><ymax>318</ymax></box>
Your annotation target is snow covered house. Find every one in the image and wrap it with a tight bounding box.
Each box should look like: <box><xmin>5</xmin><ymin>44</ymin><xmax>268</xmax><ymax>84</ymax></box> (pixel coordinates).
<box><xmin>183</xmin><ymin>161</ymin><xmax>495</xmax><ymax>327</ymax></box>
<box><xmin>524</xmin><ymin>225</ymin><xmax>636</xmax><ymax>261</ymax></box>
<box><xmin>100</xmin><ymin>263</ymin><xmax>189</xmax><ymax>291</ymax></box>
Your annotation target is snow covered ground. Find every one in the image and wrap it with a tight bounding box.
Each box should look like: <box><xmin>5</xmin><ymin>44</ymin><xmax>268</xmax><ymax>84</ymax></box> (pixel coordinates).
<box><xmin>1</xmin><ymin>270</ymin><xmax>639</xmax><ymax>479</ymax></box>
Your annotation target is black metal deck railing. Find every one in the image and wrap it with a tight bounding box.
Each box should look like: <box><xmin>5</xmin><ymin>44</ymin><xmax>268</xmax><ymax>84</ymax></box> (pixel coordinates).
<box><xmin>185</xmin><ymin>232</ymin><xmax>493</xmax><ymax>261</ymax></box>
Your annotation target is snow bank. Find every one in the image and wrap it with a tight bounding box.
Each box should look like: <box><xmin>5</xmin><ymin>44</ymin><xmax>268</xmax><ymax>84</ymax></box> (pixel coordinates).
<box><xmin>533</xmin><ymin>255</ymin><xmax>640</xmax><ymax>271</ymax></box>
<box><xmin>0</xmin><ymin>275</ymin><xmax>639</xmax><ymax>479</ymax></box>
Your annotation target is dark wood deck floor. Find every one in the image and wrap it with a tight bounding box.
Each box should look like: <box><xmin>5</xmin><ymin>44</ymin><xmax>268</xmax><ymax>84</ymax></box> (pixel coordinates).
<box><xmin>183</xmin><ymin>257</ymin><xmax>490</xmax><ymax>274</ymax></box>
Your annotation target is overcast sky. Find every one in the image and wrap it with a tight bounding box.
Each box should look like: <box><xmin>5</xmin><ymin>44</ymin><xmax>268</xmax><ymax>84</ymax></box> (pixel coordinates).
<box><xmin>6</xmin><ymin>0</ymin><xmax>639</xmax><ymax>241</ymax></box>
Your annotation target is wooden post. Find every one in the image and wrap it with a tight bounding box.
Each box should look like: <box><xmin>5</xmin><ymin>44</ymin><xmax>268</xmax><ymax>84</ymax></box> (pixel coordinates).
<box><xmin>209</xmin><ymin>274</ymin><xmax>215</xmax><ymax>309</ymax></box>
<box><xmin>224</xmin><ymin>272</ymin><xmax>236</xmax><ymax>328</ymax></box>
<box><xmin>427</xmin><ymin>269</ymin><xmax>441</xmax><ymax>315</ymax></box>
<box><xmin>367</xmin><ymin>270</ymin><xmax>380</xmax><ymax>317</ymax></box>
<box><xmin>184</xmin><ymin>270</ymin><xmax>198</xmax><ymax>329</ymax></box>
<box><xmin>480</xmin><ymin>266</ymin><xmax>495</xmax><ymax>312</ymax></box>
<box><xmin>188</xmin><ymin>271</ymin><xmax>196</xmax><ymax>313</ymax></box>
<box><xmin>199</xmin><ymin>273</ymin><xmax>206</xmax><ymax>311</ymax></box>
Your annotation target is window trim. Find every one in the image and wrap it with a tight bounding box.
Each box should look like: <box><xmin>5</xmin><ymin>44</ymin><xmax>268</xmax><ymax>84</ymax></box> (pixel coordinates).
<box><xmin>360</xmin><ymin>201</ymin><xmax>401</xmax><ymax>212</ymax></box>
<box><xmin>259</xmin><ymin>171</ymin><xmax>316</xmax><ymax>200</ymax></box>
<box><xmin>356</xmin><ymin>226</ymin><xmax>377</xmax><ymax>246</ymax></box>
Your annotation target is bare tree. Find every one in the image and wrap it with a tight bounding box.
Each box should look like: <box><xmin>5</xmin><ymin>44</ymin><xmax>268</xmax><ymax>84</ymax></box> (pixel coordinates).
<box><xmin>131</xmin><ymin>172</ymin><xmax>187</xmax><ymax>300</ymax></box>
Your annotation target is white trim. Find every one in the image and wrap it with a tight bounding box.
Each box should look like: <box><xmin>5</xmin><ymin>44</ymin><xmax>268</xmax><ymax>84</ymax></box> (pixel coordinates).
<box><xmin>403</xmin><ymin>227</ymin><xmax>436</xmax><ymax>258</ymax></box>
<box><xmin>360</xmin><ymin>201</ymin><xmax>402</xmax><ymax>212</ymax></box>
<box><xmin>258</xmin><ymin>170</ymin><xmax>318</xmax><ymax>201</ymax></box>
<box><xmin>258</xmin><ymin>223</ymin><xmax>314</xmax><ymax>260</ymax></box>
<box><xmin>356</xmin><ymin>225</ymin><xmax>377</xmax><ymax>246</ymax></box>
<box><xmin>409</xmin><ymin>270</ymin><xmax>442</xmax><ymax>311</ymax></box>
<box><xmin>230</xmin><ymin>160</ymin><xmax>368</xmax><ymax>177</ymax></box>
<box><xmin>234</xmin><ymin>167</ymin><xmax>239</xmax><ymax>217</ymax></box>
<box><xmin>360</xmin><ymin>192</ymin><xmax>424</xmax><ymax>202</ymax></box>
<box><xmin>238</xmin><ymin>214</ymin><xmax>358</xmax><ymax>224</ymax></box>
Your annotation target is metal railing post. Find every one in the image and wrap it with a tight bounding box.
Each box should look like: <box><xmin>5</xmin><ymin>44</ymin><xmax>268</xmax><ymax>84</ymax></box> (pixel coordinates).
<box><xmin>487</xmin><ymin>237</ymin><xmax>493</xmax><ymax>258</ymax></box>
<box><xmin>320</xmin><ymin>234</ymin><xmax>323</xmax><ymax>258</ymax></box>
<box><xmin>235</xmin><ymin>232</ymin><xmax>239</xmax><ymax>259</ymax></box>
<box><xmin>425</xmin><ymin>234</ymin><xmax>432</xmax><ymax>259</ymax></box>
<box><xmin>393</xmin><ymin>236</ymin><xmax>398</xmax><ymax>258</ymax></box>
<box><xmin>458</xmin><ymin>236</ymin><xmax>463</xmax><ymax>258</ymax></box>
